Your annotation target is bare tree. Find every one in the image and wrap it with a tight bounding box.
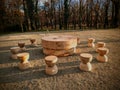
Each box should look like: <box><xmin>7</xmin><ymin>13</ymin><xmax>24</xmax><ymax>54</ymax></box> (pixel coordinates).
<box><xmin>94</xmin><ymin>1</ymin><xmax>100</xmax><ymax>29</ymax></box>
<box><xmin>111</xmin><ymin>0</ymin><xmax>120</xmax><ymax>27</ymax></box>
<box><xmin>104</xmin><ymin>0</ymin><xmax>110</xmax><ymax>28</ymax></box>
<box><xmin>0</xmin><ymin>0</ymin><xmax>6</xmax><ymax>32</ymax></box>
<box><xmin>64</xmin><ymin>0</ymin><xmax>70</xmax><ymax>29</ymax></box>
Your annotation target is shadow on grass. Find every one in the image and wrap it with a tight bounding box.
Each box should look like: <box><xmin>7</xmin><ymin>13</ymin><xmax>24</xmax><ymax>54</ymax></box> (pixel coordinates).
<box><xmin>0</xmin><ymin>38</ymin><xmax>29</xmax><ymax>43</ymax></box>
<box><xmin>0</xmin><ymin>44</ymin><xmax>42</xmax><ymax>51</ymax></box>
<box><xmin>0</xmin><ymin>60</ymin><xmax>83</xmax><ymax>83</ymax></box>
<box><xmin>0</xmin><ymin>46</ymin><xmax>45</xmax><ymax>64</ymax></box>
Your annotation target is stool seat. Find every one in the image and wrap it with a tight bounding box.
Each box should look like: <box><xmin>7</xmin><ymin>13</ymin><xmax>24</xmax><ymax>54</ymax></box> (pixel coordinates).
<box><xmin>17</xmin><ymin>53</ymin><xmax>29</xmax><ymax>63</ymax></box>
<box><xmin>80</xmin><ymin>53</ymin><xmax>92</xmax><ymax>58</ymax></box>
<box><xmin>80</xmin><ymin>53</ymin><xmax>92</xmax><ymax>64</ymax></box>
<box><xmin>45</xmin><ymin>55</ymin><xmax>58</xmax><ymax>67</ymax></box>
<box><xmin>97</xmin><ymin>42</ymin><xmax>105</xmax><ymax>47</ymax></box>
<box><xmin>30</xmin><ymin>38</ymin><xmax>36</xmax><ymax>43</ymax></box>
<box><xmin>18</xmin><ymin>42</ymin><xmax>25</xmax><ymax>48</ymax></box>
<box><xmin>10</xmin><ymin>47</ymin><xmax>20</xmax><ymax>54</ymax></box>
<box><xmin>88</xmin><ymin>38</ymin><xmax>95</xmax><ymax>43</ymax></box>
<box><xmin>97</xmin><ymin>48</ymin><xmax>109</xmax><ymax>56</ymax></box>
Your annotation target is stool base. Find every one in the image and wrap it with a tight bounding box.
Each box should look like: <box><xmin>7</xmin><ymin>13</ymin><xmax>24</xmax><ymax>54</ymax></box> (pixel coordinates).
<box><xmin>11</xmin><ymin>54</ymin><xmax>18</xmax><ymax>59</ymax></box>
<box><xmin>88</xmin><ymin>43</ymin><xmax>95</xmax><ymax>48</ymax></box>
<box><xmin>97</xmin><ymin>55</ymin><xmax>108</xmax><ymax>62</ymax></box>
<box><xmin>18</xmin><ymin>62</ymin><xmax>31</xmax><ymax>70</ymax></box>
<box><xmin>79</xmin><ymin>62</ymin><xmax>92</xmax><ymax>71</ymax></box>
<box><xmin>45</xmin><ymin>65</ymin><xmax>58</xmax><ymax>75</ymax></box>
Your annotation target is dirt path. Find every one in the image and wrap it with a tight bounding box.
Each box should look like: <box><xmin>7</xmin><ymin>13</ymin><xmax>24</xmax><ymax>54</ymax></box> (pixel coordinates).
<box><xmin>0</xmin><ymin>29</ymin><xmax>120</xmax><ymax>90</ymax></box>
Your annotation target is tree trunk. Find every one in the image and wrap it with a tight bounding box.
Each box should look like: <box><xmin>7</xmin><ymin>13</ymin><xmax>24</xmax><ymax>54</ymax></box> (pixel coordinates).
<box><xmin>104</xmin><ymin>1</ymin><xmax>109</xmax><ymax>29</ymax></box>
<box><xmin>59</xmin><ymin>1</ymin><xmax>62</xmax><ymax>30</ymax></box>
<box><xmin>25</xmin><ymin>0</ymin><xmax>36</xmax><ymax>30</ymax></box>
<box><xmin>64</xmin><ymin>0</ymin><xmax>69</xmax><ymax>29</ymax></box>
<box><xmin>0</xmin><ymin>0</ymin><xmax>5</xmax><ymax>32</ymax></box>
<box><xmin>111</xmin><ymin>0</ymin><xmax>120</xmax><ymax>28</ymax></box>
<box><xmin>54</xmin><ymin>8</ymin><xmax>56</xmax><ymax>29</ymax></box>
<box><xmin>23</xmin><ymin>0</ymin><xmax>31</xmax><ymax>31</ymax></box>
<box><xmin>79</xmin><ymin>0</ymin><xmax>82</xmax><ymax>29</ymax></box>
<box><xmin>113</xmin><ymin>2</ymin><xmax>119</xmax><ymax>27</ymax></box>
<box><xmin>94</xmin><ymin>7</ymin><xmax>99</xmax><ymax>29</ymax></box>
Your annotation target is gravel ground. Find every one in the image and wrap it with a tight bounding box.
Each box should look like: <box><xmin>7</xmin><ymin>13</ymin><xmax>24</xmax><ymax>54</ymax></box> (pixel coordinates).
<box><xmin>0</xmin><ymin>29</ymin><xmax>120</xmax><ymax>90</ymax></box>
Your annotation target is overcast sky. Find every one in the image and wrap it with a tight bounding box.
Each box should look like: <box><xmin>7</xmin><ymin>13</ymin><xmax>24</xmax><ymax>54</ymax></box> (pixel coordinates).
<box><xmin>39</xmin><ymin>0</ymin><xmax>48</xmax><ymax>2</ymax></box>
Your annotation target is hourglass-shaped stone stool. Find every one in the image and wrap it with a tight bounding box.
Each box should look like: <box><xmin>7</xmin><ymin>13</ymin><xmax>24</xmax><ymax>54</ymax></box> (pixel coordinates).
<box><xmin>17</xmin><ymin>53</ymin><xmax>32</xmax><ymax>70</ymax></box>
<box><xmin>18</xmin><ymin>42</ymin><xmax>26</xmax><ymax>51</ymax></box>
<box><xmin>96</xmin><ymin>42</ymin><xmax>105</xmax><ymax>52</ymax></box>
<box><xmin>96</xmin><ymin>47</ymin><xmax>109</xmax><ymax>62</ymax></box>
<box><xmin>30</xmin><ymin>38</ymin><xmax>37</xmax><ymax>46</ymax></box>
<box><xmin>79</xmin><ymin>53</ymin><xmax>93</xmax><ymax>71</ymax></box>
<box><xmin>10</xmin><ymin>47</ymin><xmax>20</xmax><ymax>59</ymax></box>
<box><xmin>45</xmin><ymin>55</ymin><xmax>58</xmax><ymax>75</ymax></box>
<box><xmin>88</xmin><ymin>38</ymin><xmax>95</xmax><ymax>48</ymax></box>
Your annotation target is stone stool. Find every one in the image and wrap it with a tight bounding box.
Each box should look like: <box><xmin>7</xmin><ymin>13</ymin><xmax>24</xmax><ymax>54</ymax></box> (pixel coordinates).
<box><xmin>45</xmin><ymin>55</ymin><xmax>58</xmax><ymax>75</ymax></box>
<box><xmin>79</xmin><ymin>53</ymin><xmax>93</xmax><ymax>71</ymax></box>
<box><xmin>96</xmin><ymin>42</ymin><xmax>105</xmax><ymax>52</ymax></box>
<box><xmin>17</xmin><ymin>53</ymin><xmax>31</xmax><ymax>70</ymax></box>
<box><xmin>88</xmin><ymin>38</ymin><xmax>95</xmax><ymax>48</ymax></box>
<box><xmin>30</xmin><ymin>38</ymin><xmax>37</xmax><ymax>46</ymax></box>
<box><xmin>96</xmin><ymin>47</ymin><xmax>109</xmax><ymax>62</ymax></box>
<box><xmin>18</xmin><ymin>42</ymin><xmax>26</xmax><ymax>51</ymax></box>
<box><xmin>10</xmin><ymin>47</ymin><xmax>20</xmax><ymax>59</ymax></box>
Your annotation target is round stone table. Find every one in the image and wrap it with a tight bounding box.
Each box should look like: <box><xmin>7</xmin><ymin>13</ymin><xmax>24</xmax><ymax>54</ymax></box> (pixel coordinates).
<box><xmin>41</xmin><ymin>35</ymin><xmax>77</xmax><ymax>56</ymax></box>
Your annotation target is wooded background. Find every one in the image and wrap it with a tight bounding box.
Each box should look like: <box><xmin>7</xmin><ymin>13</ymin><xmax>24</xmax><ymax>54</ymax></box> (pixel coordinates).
<box><xmin>0</xmin><ymin>0</ymin><xmax>120</xmax><ymax>33</ymax></box>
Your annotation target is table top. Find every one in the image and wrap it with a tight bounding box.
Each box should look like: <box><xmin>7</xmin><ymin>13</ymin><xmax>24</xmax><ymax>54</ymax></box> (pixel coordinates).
<box><xmin>41</xmin><ymin>35</ymin><xmax>77</xmax><ymax>42</ymax></box>
<box><xmin>41</xmin><ymin>35</ymin><xmax>77</xmax><ymax>50</ymax></box>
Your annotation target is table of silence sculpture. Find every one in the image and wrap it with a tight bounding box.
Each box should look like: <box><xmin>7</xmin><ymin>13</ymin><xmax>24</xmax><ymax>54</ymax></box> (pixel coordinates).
<box><xmin>41</xmin><ymin>35</ymin><xmax>77</xmax><ymax>56</ymax></box>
